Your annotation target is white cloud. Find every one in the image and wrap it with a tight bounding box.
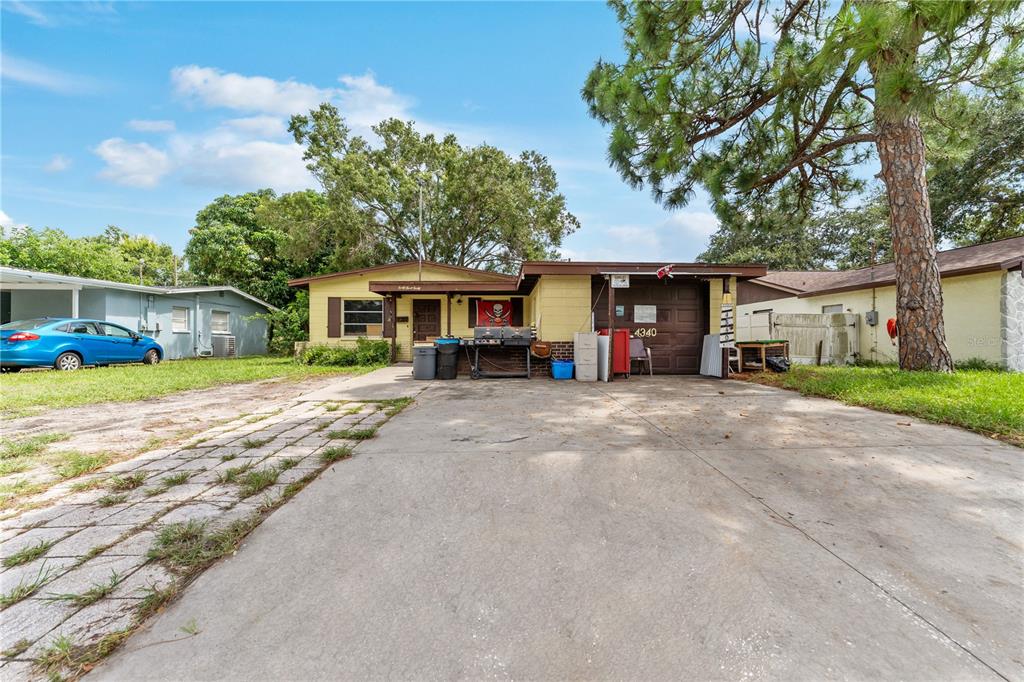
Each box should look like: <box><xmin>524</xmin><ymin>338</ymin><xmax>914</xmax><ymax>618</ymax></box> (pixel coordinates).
<box><xmin>128</xmin><ymin>119</ymin><xmax>176</xmax><ymax>133</ymax></box>
<box><xmin>2</xmin><ymin>1</ymin><xmax>51</xmax><ymax>26</ymax></box>
<box><xmin>93</xmin><ymin>138</ymin><xmax>171</xmax><ymax>188</ymax></box>
<box><xmin>0</xmin><ymin>53</ymin><xmax>99</xmax><ymax>94</ymax></box>
<box><xmin>665</xmin><ymin>211</ymin><xmax>720</xmax><ymax>240</ymax></box>
<box><xmin>336</xmin><ymin>73</ymin><xmax>413</xmax><ymax>129</ymax></box>
<box><xmin>0</xmin><ymin>209</ymin><xmax>27</xmax><ymax>229</ymax></box>
<box><xmin>171</xmin><ymin>65</ymin><xmax>334</xmax><ymax>116</ymax></box>
<box><xmin>44</xmin><ymin>154</ymin><xmax>72</xmax><ymax>172</ymax></box>
<box><xmin>169</xmin><ymin>130</ymin><xmax>311</xmax><ymax>192</ymax></box>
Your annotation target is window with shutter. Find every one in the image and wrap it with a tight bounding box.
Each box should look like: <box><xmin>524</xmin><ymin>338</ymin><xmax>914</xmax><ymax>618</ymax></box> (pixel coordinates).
<box><xmin>211</xmin><ymin>311</ymin><xmax>230</xmax><ymax>334</ymax></box>
<box><xmin>172</xmin><ymin>307</ymin><xmax>190</xmax><ymax>332</ymax></box>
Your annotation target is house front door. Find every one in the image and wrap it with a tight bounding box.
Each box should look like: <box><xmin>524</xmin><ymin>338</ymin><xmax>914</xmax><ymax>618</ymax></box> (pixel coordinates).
<box><xmin>412</xmin><ymin>299</ymin><xmax>441</xmax><ymax>342</ymax></box>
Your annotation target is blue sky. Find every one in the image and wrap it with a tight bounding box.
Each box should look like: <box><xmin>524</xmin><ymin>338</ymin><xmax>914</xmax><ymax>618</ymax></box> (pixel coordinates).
<box><xmin>1</xmin><ymin>1</ymin><xmax>723</xmax><ymax>262</ymax></box>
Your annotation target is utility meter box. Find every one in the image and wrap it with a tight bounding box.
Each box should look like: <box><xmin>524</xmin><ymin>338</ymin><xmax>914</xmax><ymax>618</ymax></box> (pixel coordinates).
<box><xmin>865</xmin><ymin>310</ymin><xmax>879</xmax><ymax>326</ymax></box>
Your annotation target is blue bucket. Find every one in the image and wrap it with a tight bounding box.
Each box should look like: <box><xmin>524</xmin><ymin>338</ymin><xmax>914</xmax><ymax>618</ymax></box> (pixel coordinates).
<box><xmin>551</xmin><ymin>360</ymin><xmax>574</xmax><ymax>380</ymax></box>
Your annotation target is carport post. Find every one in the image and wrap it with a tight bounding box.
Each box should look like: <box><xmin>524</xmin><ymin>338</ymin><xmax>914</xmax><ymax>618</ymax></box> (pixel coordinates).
<box><xmin>606</xmin><ymin>275</ymin><xmax>615</xmax><ymax>383</ymax></box>
<box><xmin>71</xmin><ymin>285</ymin><xmax>80</xmax><ymax>318</ymax></box>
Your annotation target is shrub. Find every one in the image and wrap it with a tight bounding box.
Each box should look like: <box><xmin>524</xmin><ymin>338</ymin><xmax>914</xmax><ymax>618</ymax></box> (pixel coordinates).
<box><xmin>297</xmin><ymin>338</ymin><xmax>390</xmax><ymax>367</ymax></box>
<box><xmin>957</xmin><ymin>357</ymin><xmax>1004</xmax><ymax>372</ymax></box>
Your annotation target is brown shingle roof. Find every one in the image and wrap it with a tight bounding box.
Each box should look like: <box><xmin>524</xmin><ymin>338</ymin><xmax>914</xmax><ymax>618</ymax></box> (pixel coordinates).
<box><xmin>753</xmin><ymin>236</ymin><xmax>1024</xmax><ymax>298</ymax></box>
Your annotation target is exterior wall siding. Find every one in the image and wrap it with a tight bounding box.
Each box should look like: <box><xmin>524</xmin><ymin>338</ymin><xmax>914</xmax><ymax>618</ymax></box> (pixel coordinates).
<box><xmin>736</xmin><ymin>271</ymin><xmax>1004</xmax><ymax>366</ymax></box>
<box><xmin>533</xmin><ymin>275</ymin><xmax>592</xmax><ymax>342</ymax></box>
<box><xmin>11</xmin><ymin>290</ymin><xmax>72</xmax><ymax>320</ymax></box>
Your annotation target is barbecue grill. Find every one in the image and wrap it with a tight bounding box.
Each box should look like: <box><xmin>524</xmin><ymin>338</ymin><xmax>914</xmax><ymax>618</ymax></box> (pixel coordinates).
<box><xmin>468</xmin><ymin>326</ymin><xmax>536</xmax><ymax>377</ymax></box>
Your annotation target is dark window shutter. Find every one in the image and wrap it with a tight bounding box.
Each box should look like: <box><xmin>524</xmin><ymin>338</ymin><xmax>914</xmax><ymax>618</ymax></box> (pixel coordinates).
<box><xmin>468</xmin><ymin>298</ymin><xmax>480</xmax><ymax>328</ymax></box>
<box><xmin>382</xmin><ymin>297</ymin><xmax>396</xmax><ymax>338</ymax></box>
<box><xmin>511</xmin><ymin>298</ymin><xmax>524</xmax><ymax>326</ymax></box>
<box><xmin>327</xmin><ymin>297</ymin><xmax>341</xmax><ymax>338</ymax></box>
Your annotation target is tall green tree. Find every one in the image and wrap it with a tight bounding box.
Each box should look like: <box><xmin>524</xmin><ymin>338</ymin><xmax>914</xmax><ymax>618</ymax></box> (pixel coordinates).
<box><xmin>584</xmin><ymin>1</ymin><xmax>1022</xmax><ymax>371</ymax></box>
<box><xmin>0</xmin><ymin>225</ymin><xmax>181</xmax><ymax>285</ymax></box>
<box><xmin>184</xmin><ymin>190</ymin><xmax>297</xmax><ymax>307</ymax></box>
<box><xmin>289</xmin><ymin>106</ymin><xmax>580</xmax><ymax>272</ymax></box>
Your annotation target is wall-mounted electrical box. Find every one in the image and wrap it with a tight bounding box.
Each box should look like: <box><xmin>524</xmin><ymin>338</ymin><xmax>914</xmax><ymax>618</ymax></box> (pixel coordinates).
<box><xmin>865</xmin><ymin>310</ymin><xmax>879</xmax><ymax>326</ymax></box>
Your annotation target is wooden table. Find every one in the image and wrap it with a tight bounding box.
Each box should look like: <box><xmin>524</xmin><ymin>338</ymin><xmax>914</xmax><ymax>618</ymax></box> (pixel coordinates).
<box><xmin>735</xmin><ymin>340</ymin><xmax>789</xmax><ymax>371</ymax></box>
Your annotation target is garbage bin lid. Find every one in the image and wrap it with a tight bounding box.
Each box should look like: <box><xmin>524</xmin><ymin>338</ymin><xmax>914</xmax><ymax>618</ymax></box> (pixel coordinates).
<box><xmin>413</xmin><ymin>345</ymin><xmax>436</xmax><ymax>355</ymax></box>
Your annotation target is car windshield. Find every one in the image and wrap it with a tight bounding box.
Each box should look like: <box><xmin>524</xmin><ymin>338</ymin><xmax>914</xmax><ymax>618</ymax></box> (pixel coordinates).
<box><xmin>0</xmin><ymin>318</ymin><xmax>55</xmax><ymax>330</ymax></box>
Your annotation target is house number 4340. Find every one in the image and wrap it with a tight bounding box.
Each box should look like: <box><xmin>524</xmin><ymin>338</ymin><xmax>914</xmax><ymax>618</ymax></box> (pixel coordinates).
<box><xmin>634</xmin><ymin>327</ymin><xmax>657</xmax><ymax>337</ymax></box>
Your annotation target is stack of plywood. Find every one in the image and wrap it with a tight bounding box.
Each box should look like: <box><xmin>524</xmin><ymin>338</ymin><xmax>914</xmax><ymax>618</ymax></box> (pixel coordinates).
<box><xmin>573</xmin><ymin>332</ymin><xmax>598</xmax><ymax>382</ymax></box>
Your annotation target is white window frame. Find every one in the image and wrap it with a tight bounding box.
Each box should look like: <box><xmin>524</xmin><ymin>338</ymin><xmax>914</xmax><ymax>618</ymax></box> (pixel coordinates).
<box><xmin>821</xmin><ymin>304</ymin><xmax>844</xmax><ymax>314</ymax></box>
<box><xmin>172</xmin><ymin>306</ymin><xmax>190</xmax><ymax>333</ymax></box>
<box><xmin>211</xmin><ymin>310</ymin><xmax>230</xmax><ymax>335</ymax></box>
<box><xmin>343</xmin><ymin>299</ymin><xmax>384</xmax><ymax>337</ymax></box>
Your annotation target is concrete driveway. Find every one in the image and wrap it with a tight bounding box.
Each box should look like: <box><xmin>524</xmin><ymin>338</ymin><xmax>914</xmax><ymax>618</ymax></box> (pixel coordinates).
<box><xmin>95</xmin><ymin>372</ymin><xmax>1022</xmax><ymax>681</ymax></box>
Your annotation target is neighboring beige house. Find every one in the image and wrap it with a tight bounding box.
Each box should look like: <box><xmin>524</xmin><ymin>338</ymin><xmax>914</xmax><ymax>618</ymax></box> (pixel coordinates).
<box><xmin>736</xmin><ymin>236</ymin><xmax>1024</xmax><ymax>370</ymax></box>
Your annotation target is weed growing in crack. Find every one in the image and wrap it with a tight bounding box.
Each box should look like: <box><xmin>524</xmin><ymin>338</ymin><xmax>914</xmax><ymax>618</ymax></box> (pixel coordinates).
<box><xmin>108</xmin><ymin>472</ymin><xmax>146</xmax><ymax>491</ymax></box>
<box><xmin>327</xmin><ymin>428</ymin><xmax>376</xmax><ymax>441</ymax></box>
<box><xmin>278</xmin><ymin>458</ymin><xmax>299</xmax><ymax>470</ymax></box>
<box><xmin>96</xmin><ymin>493</ymin><xmax>128</xmax><ymax>508</ymax></box>
<box><xmin>148</xmin><ymin>517</ymin><xmax>260</xmax><ymax>573</ymax></box>
<box><xmin>45</xmin><ymin>570</ymin><xmax>122</xmax><ymax>607</ymax></box>
<box><xmin>69</xmin><ymin>478</ymin><xmax>108</xmax><ymax>493</ymax></box>
<box><xmin>2</xmin><ymin>539</ymin><xmax>55</xmax><ymax>567</ymax></box>
<box><xmin>320</xmin><ymin>446</ymin><xmax>353</xmax><ymax>463</ymax></box>
<box><xmin>220</xmin><ymin>454</ymin><xmax>236</xmax><ymax>462</ymax></box>
<box><xmin>136</xmin><ymin>583</ymin><xmax>178</xmax><ymax>620</ymax></box>
<box><xmin>161</xmin><ymin>472</ymin><xmax>191</xmax><ymax>487</ymax></box>
<box><xmin>2</xmin><ymin>638</ymin><xmax>31</xmax><ymax>658</ymax></box>
<box><xmin>217</xmin><ymin>464</ymin><xmax>252</xmax><ymax>484</ymax></box>
<box><xmin>0</xmin><ymin>562</ymin><xmax>57</xmax><ymax>608</ymax></box>
<box><xmin>240</xmin><ymin>437</ymin><xmax>272</xmax><ymax>449</ymax></box>
<box><xmin>237</xmin><ymin>468</ymin><xmax>279</xmax><ymax>498</ymax></box>
<box><xmin>55</xmin><ymin>451</ymin><xmax>112</xmax><ymax>479</ymax></box>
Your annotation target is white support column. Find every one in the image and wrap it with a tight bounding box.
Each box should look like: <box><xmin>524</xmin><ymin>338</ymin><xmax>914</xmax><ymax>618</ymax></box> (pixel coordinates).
<box><xmin>71</xmin><ymin>286</ymin><xmax>80</xmax><ymax>318</ymax></box>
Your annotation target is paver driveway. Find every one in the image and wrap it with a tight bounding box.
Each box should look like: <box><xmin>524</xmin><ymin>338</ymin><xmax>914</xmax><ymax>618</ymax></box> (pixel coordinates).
<box><xmin>95</xmin><ymin>372</ymin><xmax>1022</xmax><ymax>681</ymax></box>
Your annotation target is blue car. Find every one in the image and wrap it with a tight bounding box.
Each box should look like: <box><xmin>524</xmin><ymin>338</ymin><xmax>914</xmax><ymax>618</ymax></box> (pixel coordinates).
<box><xmin>0</xmin><ymin>318</ymin><xmax>163</xmax><ymax>372</ymax></box>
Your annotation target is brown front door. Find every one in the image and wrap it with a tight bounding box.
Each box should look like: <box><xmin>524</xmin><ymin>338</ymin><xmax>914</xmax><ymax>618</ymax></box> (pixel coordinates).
<box><xmin>412</xmin><ymin>299</ymin><xmax>441</xmax><ymax>341</ymax></box>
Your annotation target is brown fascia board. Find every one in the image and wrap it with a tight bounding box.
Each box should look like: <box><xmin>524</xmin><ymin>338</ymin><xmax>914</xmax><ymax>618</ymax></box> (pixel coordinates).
<box><xmin>520</xmin><ymin>261</ymin><xmax>767</xmax><ymax>278</ymax></box>
<box><xmin>796</xmin><ymin>262</ymin><xmax>1008</xmax><ymax>298</ymax></box>
<box><xmin>746</xmin><ymin>279</ymin><xmax>804</xmax><ymax>295</ymax></box>
<box><xmin>368</xmin><ymin>280</ymin><xmax>524</xmax><ymax>294</ymax></box>
<box><xmin>288</xmin><ymin>260</ymin><xmax>517</xmax><ymax>287</ymax></box>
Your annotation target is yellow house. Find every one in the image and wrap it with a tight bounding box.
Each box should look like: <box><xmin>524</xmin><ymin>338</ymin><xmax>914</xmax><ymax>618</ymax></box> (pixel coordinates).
<box><xmin>736</xmin><ymin>236</ymin><xmax>1024</xmax><ymax>370</ymax></box>
<box><xmin>288</xmin><ymin>259</ymin><xmax>767</xmax><ymax>374</ymax></box>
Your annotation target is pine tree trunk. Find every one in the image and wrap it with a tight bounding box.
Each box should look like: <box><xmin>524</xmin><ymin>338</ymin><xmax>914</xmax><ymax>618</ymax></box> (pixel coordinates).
<box><xmin>875</xmin><ymin>114</ymin><xmax>954</xmax><ymax>371</ymax></box>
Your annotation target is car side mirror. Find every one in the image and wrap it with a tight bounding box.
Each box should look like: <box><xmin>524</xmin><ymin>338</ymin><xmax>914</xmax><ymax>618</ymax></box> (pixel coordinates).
<box><xmin>131</xmin><ymin>332</ymin><xmax>141</xmax><ymax>340</ymax></box>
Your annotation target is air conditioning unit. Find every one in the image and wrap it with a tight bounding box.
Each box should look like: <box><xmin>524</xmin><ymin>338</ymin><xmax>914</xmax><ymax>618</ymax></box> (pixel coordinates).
<box><xmin>211</xmin><ymin>335</ymin><xmax>236</xmax><ymax>358</ymax></box>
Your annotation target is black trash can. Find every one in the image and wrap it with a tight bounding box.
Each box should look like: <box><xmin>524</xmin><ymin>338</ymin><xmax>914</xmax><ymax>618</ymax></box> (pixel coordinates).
<box><xmin>412</xmin><ymin>346</ymin><xmax>437</xmax><ymax>380</ymax></box>
<box><xmin>435</xmin><ymin>341</ymin><xmax>460</xmax><ymax>380</ymax></box>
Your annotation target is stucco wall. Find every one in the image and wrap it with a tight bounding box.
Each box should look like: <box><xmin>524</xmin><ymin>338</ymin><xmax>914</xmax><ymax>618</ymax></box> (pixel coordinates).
<box><xmin>533</xmin><ymin>275</ymin><xmax>592</xmax><ymax>342</ymax></box>
<box><xmin>737</xmin><ymin>271</ymin><xmax>1004</xmax><ymax>365</ymax></box>
<box><xmin>1002</xmin><ymin>270</ymin><xmax>1024</xmax><ymax>371</ymax></box>
<box><xmin>10</xmin><ymin>290</ymin><xmax>72</xmax><ymax>320</ymax></box>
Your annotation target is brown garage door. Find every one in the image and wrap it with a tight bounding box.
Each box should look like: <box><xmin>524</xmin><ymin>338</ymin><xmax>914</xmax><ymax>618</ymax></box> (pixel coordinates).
<box><xmin>593</xmin><ymin>278</ymin><xmax>708</xmax><ymax>374</ymax></box>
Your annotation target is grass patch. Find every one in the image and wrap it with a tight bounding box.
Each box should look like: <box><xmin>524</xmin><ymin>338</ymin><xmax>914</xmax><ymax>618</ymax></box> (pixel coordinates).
<box><xmin>278</xmin><ymin>457</ymin><xmax>299</xmax><ymax>470</ymax></box>
<box><xmin>69</xmin><ymin>478</ymin><xmax>109</xmax><ymax>493</ymax></box>
<box><xmin>320</xmin><ymin>445</ymin><xmax>353</xmax><ymax>463</ymax></box>
<box><xmin>34</xmin><ymin>629</ymin><xmax>132</xmax><ymax>680</ymax></box>
<box><xmin>147</xmin><ymin>517</ymin><xmax>259</xmax><ymax>573</ymax></box>
<box><xmin>3</xmin><ymin>539</ymin><xmax>56</xmax><ymax>568</ymax></box>
<box><xmin>161</xmin><ymin>471</ymin><xmax>191</xmax><ymax>487</ymax></box>
<box><xmin>344</xmin><ymin>406</ymin><xmax>363</xmax><ymax>416</ymax></box>
<box><xmin>0</xmin><ymin>480</ymin><xmax>47</xmax><ymax>509</ymax></box>
<box><xmin>240</xmin><ymin>437</ymin><xmax>272</xmax><ymax>449</ymax></box>
<box><xmin>217</xmin><ymin>464</ymin><xmax>252</xmax><ymax>484</ymax></box>
<box><xmin>327</xmin><ymin>427</ymin><xmax>377</xmax><ymax>441</ymax></box>
<box><xmin>108</xmin><ymin>472</ymin><xmax>146</xmax><ymax>491</ymax></box>
<box><xmin>237</xmin><ymin>467</ymin><xmax>279</xmax><ymax>498</ymax></box>
<box><xmin>54</xmin><ymin>451</ymin><xmax>111</xmax><ymax>480</ymax></box>
<box><xmin>96</xmin><ymin>493</ymin><xmax>128</xmax><ymax>507</ymax></box>
<box><xmin>375</xmin><ymin>397</ymin><xmax>413</xmax><ymax>416</ymax></box>
<box><xmin>45</xmin><ymin>570</ymin><xmax>122</xmax><ymax>607</ymax></box>
<box><xmin>2</xmin><ymin>638</ymin><xmax>31</xmax><ymax>658</ymax></box>
<box><xmin>0</xmin><ymin>357</ymin><xmax>371</xmax><ymax>414</ymax></box>
<box><xmin>136</xmin><ymin>583</ymin><xmax>178</xmax><ymax>620</ymax></box>
<box><xmin>220</xmin><ymin>453</ymin><xmax>236</xmax><ymax>462</ymax></box>
<box><xmin>1</xmin><ymin>432</ymin><xmax>70</xmax><ymax>459</ymax></box>
<box><xmin>322</xmin><ymin>402</ymin><xmax>342</xmax><ymax>412</ymax></box>
<box><xmin>0</xmin><ymin>563</ymin><xmax>58</xmax><ymax>609</ymax></box>
<box><xmin>0</xmin><ymin>458</ymin><xmax>32</xmax><ymax>476</ymax></box>
<box><xmin>746</xmin><ymin>365</ymin><xmax>1024</xmax><ymax>446</ymax></box>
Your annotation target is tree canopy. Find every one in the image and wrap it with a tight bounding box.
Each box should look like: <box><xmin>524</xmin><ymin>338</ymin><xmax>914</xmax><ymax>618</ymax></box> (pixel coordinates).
<box><xmin>289</xmin><ymin>105</ymin><xmax>580</xmax><ymax>272</ymax></box>
<box><xmin>0</xmin><ymin>225</ymin><xmax>181</xmax><ymax>286</ymax></box>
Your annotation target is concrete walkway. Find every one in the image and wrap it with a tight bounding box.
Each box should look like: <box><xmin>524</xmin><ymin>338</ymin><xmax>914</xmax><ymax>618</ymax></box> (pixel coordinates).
<box><xmin>94</xmin><ymin>374</ymin><xmax>1022</xmax><ymax>681</ymax></box>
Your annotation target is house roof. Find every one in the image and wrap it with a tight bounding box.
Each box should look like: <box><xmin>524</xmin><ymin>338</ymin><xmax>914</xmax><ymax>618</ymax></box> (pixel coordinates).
<box><xmin>288</xmin><ymin>260</ymin><xmax>517</xmax><ymax>286</ymax></box>
<box><xmin>368</xmin><ymin>280</ymin><xmax>522</xmax><ymax>294</ymax></box>
<box><xmin>520</xmin><ymin>261</ymin><xmax>767</xmax><ymax>278</ymax></box>
<box><xmin>752</xmin><ymin>236</ymin><xmax>1024</xmax><ymax>298</ymax></box>
<box><xmin>0</xmin><ymin>267</ymin><xmax>277</xmax><ymax>311</ymax></box>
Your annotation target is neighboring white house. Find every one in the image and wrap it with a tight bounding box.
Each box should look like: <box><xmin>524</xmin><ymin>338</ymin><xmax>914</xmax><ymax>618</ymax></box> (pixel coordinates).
<box><xmin>736</xmin><ymin>236</ymin><xmax>1024</xmax><ymax>370</ymax></box>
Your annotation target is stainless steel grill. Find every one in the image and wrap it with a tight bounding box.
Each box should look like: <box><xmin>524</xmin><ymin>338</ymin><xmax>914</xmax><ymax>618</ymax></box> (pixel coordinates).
<box><xmin>468</xmin><ymin>326</ymin><xmax>536</xmax><ymax>377</ymax></box>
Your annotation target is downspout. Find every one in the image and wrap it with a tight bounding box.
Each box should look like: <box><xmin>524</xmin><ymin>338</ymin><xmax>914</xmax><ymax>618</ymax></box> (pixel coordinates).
<box><xmin>193</xmin><ymin>293</ymin><xmax>200</xmax><ymax>357</ymax></box>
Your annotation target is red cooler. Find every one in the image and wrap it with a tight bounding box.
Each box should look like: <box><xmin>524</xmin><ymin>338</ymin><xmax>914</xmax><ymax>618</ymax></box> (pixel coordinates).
<box><xmin>598</xmin><ymin>328</ymin><xmax>630</xmax><ymax>376</ymax></box>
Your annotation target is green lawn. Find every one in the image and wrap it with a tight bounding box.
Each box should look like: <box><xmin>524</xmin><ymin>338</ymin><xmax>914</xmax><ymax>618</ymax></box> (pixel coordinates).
<box><xmin>0</xmin><ymin>357</ymin><xmax>372</xmax><ymax>414</ymax></box>
<box><xmin>747</xmin><ymin>365</ymin><xmax>1024</xmax><ymax>447</ymax></box>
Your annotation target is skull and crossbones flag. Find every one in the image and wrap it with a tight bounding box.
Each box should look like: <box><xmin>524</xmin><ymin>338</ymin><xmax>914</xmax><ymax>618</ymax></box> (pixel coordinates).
<box><xmin>477</xmin><ymin>300</ymin><xmax>512</xmax><ymax>327</ymax></box>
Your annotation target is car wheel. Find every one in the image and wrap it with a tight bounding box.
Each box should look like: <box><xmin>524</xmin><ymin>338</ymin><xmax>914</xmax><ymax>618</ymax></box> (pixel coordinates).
<box><xmin>143</xmin><ymin>349</ymin><xmax>161</xmax><ymax>365</ymax></box>
<box><xmin>55</xmin><ymin>352</ymin><xmax>82</xmax><ymax>371</ymax></box>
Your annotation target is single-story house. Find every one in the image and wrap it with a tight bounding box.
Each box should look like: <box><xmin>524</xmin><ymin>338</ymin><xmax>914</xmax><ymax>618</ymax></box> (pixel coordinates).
<box><xmin>736</xmin><ymin>236</ymin><xmax>1024</xmax><ymax>370</ymax></box>
<box><xmin>0</xmin><ymin>267</ymin><xmax>276</xmax><ymax>359</ymax></box>
<box><xmin>288</xmin><ymin>259</ymin><xmax>767</xmax><ymax>375</ymax></box>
